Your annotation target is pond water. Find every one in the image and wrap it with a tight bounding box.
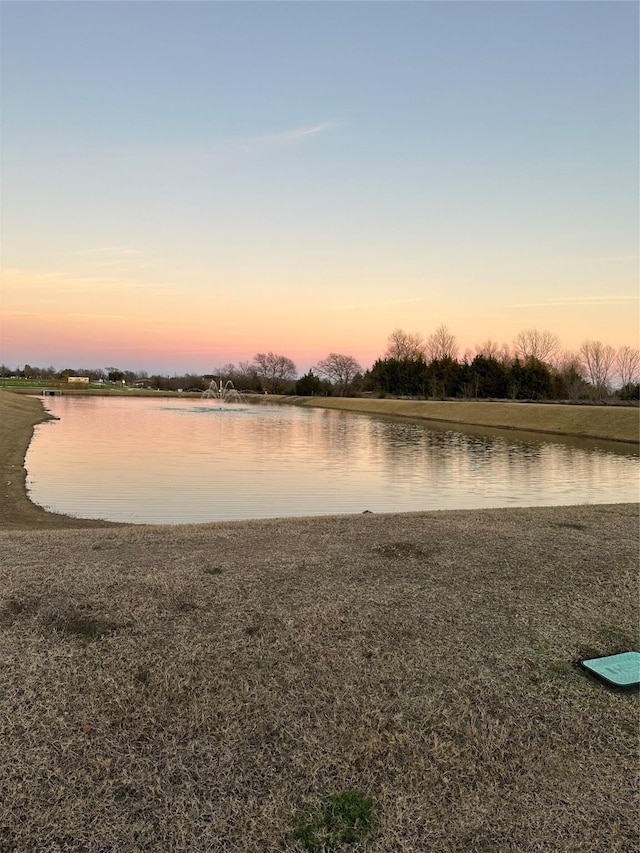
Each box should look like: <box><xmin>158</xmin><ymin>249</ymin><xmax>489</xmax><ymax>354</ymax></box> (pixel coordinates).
<box><xmin>25</xmin><ymin>396</ymin><xmax>639</xmax><ymax>525</ymax></box>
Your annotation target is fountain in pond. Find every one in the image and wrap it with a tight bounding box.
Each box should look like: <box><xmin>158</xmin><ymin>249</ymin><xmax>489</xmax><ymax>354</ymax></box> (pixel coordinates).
<box><xmin>202</xmin><ymin>379</ymin><xmax>247</xmax><ymax>404</ymax></box>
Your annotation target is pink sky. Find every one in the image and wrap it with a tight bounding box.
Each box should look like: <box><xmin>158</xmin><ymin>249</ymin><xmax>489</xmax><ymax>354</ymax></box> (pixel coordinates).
<box><xmin>2</xmin><ymin>259</ymin><xmax>637</xmax><ymax>374</ymax></box>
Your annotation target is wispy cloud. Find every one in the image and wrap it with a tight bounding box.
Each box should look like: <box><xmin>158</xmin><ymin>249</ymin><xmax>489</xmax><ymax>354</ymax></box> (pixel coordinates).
<box><xmin>2</xmin><ymin>268</ymin><xmax>179</xmax><ymax>296</ymax></box>
<box><xmin>236</xmin><ymin>120</ymin><xmax>338</xmax><ymax>152</ymax></box>
<box><xmin>33</xmin><ymin>120</ymin><xmax>339</xmax><ymax>166</ymax></box>
<box><xmin>4</xmin><ymin>310</ymin><xmax>131</xmax><ymax>320</ymax></box>
<box><xmin>64</xmin><ymin>312</ymin><xmax>135</xmax><ymax>320</ymax></box>
<box><xmin>60</xmin><ymin>246</ymin><xmax>153</xmax><ymax>273</ymax></box>
<box><xmin>511</xmin><ymin>295</ymin><xmax>639</xmax><ymax>308</ymax></box>
<box><xmin>551</xmin><ymin>252</ymin><xmax>639</xmax><ymax>264</ymax></box>
<box><xmin>64</xmin><ymin>246</ymin><xmax>146</xmax><ymax>256</ymax></box>
<box><xmin>342</xmin><ymin>295</ymin><xmax>430</xmax><ymax>310</ymax></box>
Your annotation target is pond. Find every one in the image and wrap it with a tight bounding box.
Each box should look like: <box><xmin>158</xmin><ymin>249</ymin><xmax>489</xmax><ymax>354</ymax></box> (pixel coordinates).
<box><xmin>25</xmin><ymin>395</ymin><xmax>639</xmax><ymax>525</ymax></box>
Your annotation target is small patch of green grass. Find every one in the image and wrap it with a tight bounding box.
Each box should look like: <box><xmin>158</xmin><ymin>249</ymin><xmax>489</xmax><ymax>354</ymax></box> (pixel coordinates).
<box><xmin>291</xmin><ymin>789</ymin><xmax>376</xmax><ymax>851</ymax></box>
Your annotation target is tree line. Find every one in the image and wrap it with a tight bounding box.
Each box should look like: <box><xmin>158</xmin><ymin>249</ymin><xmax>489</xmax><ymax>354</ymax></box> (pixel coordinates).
<box><xmin>3</xmin><ymin>326</ymin><xmax>639</xmax><ymax>401</ymax></box>
<box><xmin>0</xmin><ymin>351</ymin><xmax>362</xmax><ymax>397</ymax></box>
<box><xmin>362</xmin><ymin>327</ymin><xmax>640</xmax><ymax>402</ymax></box>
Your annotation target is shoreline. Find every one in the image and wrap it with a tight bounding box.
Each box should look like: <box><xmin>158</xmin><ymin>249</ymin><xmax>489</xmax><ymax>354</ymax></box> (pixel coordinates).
<box><xmin>277</xmin><ymin>395</ymin><xmax>640</xmax><ymax>445</ymax></box>
<box><xmin>1</xmin><ymin>389</ymin><xmax>637</xmax><ymax>532</ymax></box>
<box><xmin>0</xmin><ymin>390</ymin><xmax>119</xmax><ymax>529</ymax></box>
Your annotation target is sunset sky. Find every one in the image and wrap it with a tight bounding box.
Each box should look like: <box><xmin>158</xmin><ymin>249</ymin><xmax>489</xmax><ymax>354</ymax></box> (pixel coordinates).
<box><xmin>1</xmin><ymin>1</ymin><xmax>638</xmax><ymax>375</ymax></box>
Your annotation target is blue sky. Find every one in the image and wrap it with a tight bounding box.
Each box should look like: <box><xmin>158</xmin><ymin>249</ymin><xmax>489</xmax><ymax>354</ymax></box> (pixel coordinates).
<box><xmin>1</xmin><ymin>1</ymin><xmax>638</xmax><ymax>374</ymax></box>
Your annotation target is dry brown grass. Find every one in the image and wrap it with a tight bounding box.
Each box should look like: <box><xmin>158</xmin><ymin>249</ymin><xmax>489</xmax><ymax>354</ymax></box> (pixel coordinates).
<box><xmin>0</xmin><ymin>389</ymin><xmax>638</xmax><ymax>850</ymax></box>
<box><xmin>1</xmin><ymin>506</ymin><xmax>638</xmax><ymax>851</ymax></box>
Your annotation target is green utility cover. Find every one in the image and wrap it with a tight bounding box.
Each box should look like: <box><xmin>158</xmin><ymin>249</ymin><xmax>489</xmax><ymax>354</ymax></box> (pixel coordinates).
<box><xmin>581</xmin><ymin>651</ymin><xmax>640</xmax><ymax>688</ymax></box>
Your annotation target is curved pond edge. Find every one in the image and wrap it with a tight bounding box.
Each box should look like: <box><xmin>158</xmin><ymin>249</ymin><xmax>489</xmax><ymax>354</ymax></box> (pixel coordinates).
<box><xmin>275</xmin><ymin>396</ymin><xmax>640</xmax><ymax>445</ymax></box>
<box><xmin>1</xmin><ymin>389</ymin><xmax>637</xmax><ymax>531</ymax></box>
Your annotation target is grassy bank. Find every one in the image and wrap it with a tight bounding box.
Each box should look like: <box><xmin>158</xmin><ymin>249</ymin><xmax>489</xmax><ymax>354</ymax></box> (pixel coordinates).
<box><xmin>0</xmin><ymin>389</ymin><xmax>638</xmax><ymax>850</ymax></box>
<box><xmin>1</xmin><ymin>506</ymin><xmax>638</xmax><ymax>851</ymax></box>
<box><xmin>5</xmin><ymin>385</ymin><xmax>207</xmax><ymax>398</ymax></box>
<box><xmin>278</xmin><ymin>396</ymin><xmax>640</xmax><ymax>445</ymax></box>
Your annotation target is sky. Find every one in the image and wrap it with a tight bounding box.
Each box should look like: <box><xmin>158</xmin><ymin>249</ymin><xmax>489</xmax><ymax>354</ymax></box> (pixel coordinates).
<box><xmin>1</xmin><ymin>0</ymin><xmax>638</xmax><ymax>376</ymax></box>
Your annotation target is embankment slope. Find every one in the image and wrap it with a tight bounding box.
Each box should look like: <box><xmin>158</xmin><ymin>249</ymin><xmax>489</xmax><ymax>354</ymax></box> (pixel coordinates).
<box><xmin>279</xmin><ymin>396</ymin><xmax>640</xmax><ymax>444</ymax></box>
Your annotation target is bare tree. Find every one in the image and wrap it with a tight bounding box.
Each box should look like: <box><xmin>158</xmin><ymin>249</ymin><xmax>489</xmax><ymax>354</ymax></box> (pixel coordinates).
<box><xmin>252</xmin><ymin>352</ymin><xmax>297</xmax><ymax>391</ymax></box>
<box><xmin>475</xmin><ymin>339</ymin><xmax>501</xmax><ymax>360</ymax></box>
<box><xmin>237</xmin><ymin>360</ymin><xmax>258</xmax><ymax>378</ymax></box>
<box><xmin>497</xmin><ymin>343</ymin><xmax>513</xmax><ymax>364</ymax></box>
<box><xmin>513</xmin><ymin>329</ymin><xmax>560</xmax><ymax>364</ymax></box>
<box><xmin>384</xmin><ymin>328</ymin><xmax>425</xmax><ymax>360</ymax></box>
<box><xmin>425</xmin><ymin>324</ymin><xmax>458</xmax><ymax>362</ymax></box>
<box><xmin>616</xmin><ymin>345</ymin><xmax>640</xmax><ymax>388</ymax></box>
<box><xmin>555</xmin><ymin>350</ymin><xmax>588</xmax><ymax>401</ymax></box>
<box><xmin>579</xmin><ymin>340</ymin><xmax>616</xmax><ymax>398</ymax></box>
<box><xmin>474</xmin><ymin>340</ymin><xmax>513</xmax><ymax>365</ymax></box>
<box><xmin>315</xmin><ymin>353</ymin><xmax>362</xmax><ymax>395</ymax></box>
<box><xmin>209</xmin><ymin>363</ymin><xmax>238</xmax><ymax>383</ymax></box>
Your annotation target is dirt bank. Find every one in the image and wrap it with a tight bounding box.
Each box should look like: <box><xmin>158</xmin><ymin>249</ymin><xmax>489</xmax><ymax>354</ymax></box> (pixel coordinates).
<box><xmin>0</xmin><ymin>390</ymin><xmax>118</xmax><ymax>529</ymax></box>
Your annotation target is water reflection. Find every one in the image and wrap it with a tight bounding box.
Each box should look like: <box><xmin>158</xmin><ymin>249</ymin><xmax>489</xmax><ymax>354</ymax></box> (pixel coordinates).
<box><xmin>24</xmin><ymin>397</ymin><xmax>639</xmax><ymax>525</ymax></box>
